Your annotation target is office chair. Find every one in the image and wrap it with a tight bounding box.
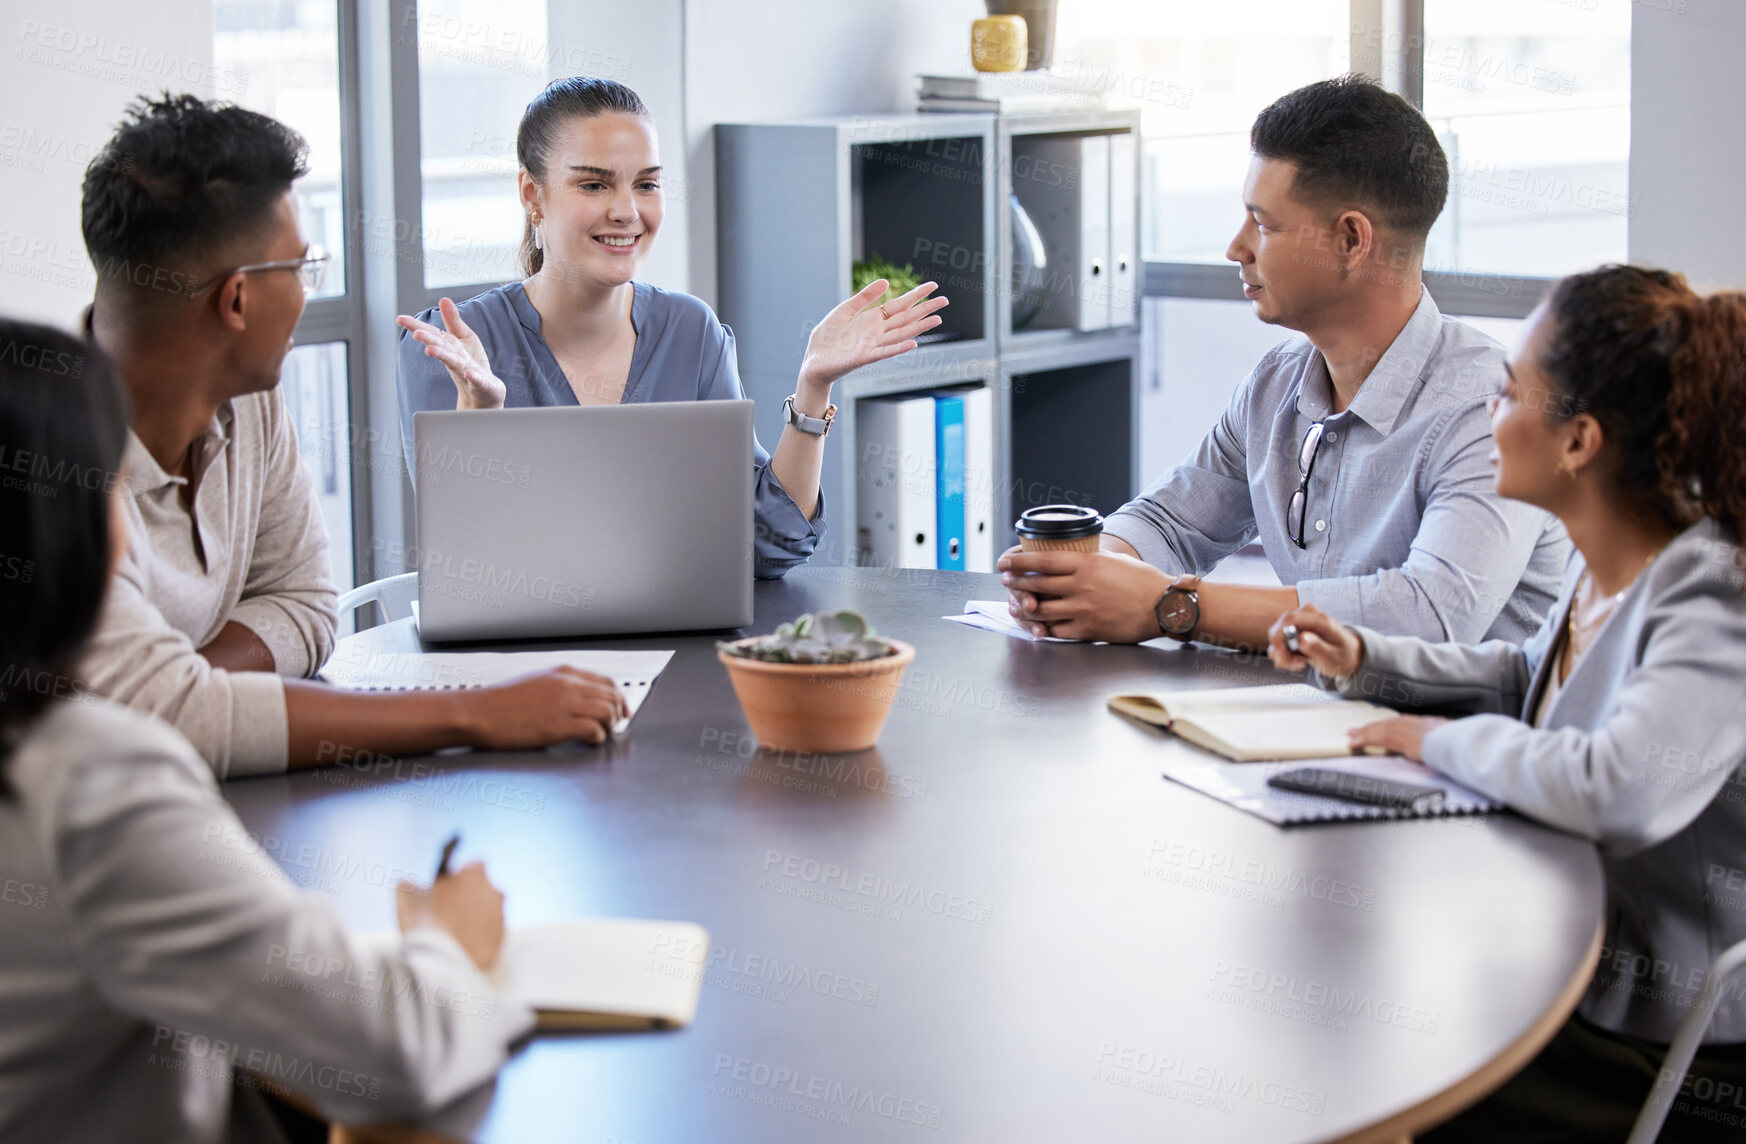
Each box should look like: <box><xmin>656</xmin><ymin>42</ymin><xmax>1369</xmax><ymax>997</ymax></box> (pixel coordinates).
<box><xmin>1627</xmin><ymin>937</ymin><xmax>1746</xmax><ymax>1143</ymax></box>
<box><xmin>333</xmin><ymin>572</ymin><xmax>418</xmax><ymax>637</ymax></box>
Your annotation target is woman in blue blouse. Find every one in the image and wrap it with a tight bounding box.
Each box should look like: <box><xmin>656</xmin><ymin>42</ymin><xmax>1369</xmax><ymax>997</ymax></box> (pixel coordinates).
<box><xmin>397</xmin><ymin>77</ymin><xmax>947</xmax><ymax>578</ymax></box>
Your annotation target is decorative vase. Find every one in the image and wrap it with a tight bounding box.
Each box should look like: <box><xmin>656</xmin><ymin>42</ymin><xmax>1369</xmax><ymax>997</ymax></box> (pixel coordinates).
<box><xmin>972</xmin><ymin>15</ymin><xmax>1027</xmax><ymax>73</ymax></box>
<box><xmin>985</xmin><ymin>0</ymin><xmax>1058</xmax><ymax>71</ymax></box>
<box><xmin>718</xmin><ymin>639</ymin><xmax>917</xmax><ymax>754</ymax></box>
<box><xmin>1009</xmin><ymin>192</ymin><xmax>1049</xmax><ymax>330</ymax></box>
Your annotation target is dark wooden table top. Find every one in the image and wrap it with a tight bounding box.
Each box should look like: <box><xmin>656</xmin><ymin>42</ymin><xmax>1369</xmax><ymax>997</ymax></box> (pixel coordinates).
<box><xmin>226</xmin><ymin>566</ymin><xmax>1604</xmax><ymax>1143</ymax></box>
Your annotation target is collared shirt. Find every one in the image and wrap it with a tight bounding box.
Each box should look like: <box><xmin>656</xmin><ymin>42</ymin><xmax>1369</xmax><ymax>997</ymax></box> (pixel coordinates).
<box><xmin>397</xmin><ymin>280</ymin><xmax>824</xmax><ymax>579</ymax></box>
<box><xmin>0</xmin><ymin>697</ymin><xmax>532</xmax><ymax>1141</ymax></box>
<box><xmin>78</xmin><ymin>388</ymin><xmax>337</xmax><ymax>778</ymax></box>
<box><xmin>1104</xmin><ymin>288</ymin><xmax>1569</xmax><ymax>643</ymax></box>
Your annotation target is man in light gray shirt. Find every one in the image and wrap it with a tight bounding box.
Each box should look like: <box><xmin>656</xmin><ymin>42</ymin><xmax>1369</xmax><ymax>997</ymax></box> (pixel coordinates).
<box><xmin>1001</xmin><ymin>77</ymin><xmax>1567</xmax><ymax>648</ymax></box>
<box><xmin>78</xmin><ymin>95</ymin><xmax>629</xmax><ymax>776</ymax></box>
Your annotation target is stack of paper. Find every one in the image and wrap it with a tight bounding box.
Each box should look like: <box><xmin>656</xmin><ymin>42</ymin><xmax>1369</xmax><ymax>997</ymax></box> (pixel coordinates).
<box><xmin>319</xmin><ymin>646</ymin><xmax>674</xmax><ymax>734</ymax></box>
<box><xmin>944</xmin><ymin>600</ymin><xmax>1078</xmax><ymax>643</ymax></box>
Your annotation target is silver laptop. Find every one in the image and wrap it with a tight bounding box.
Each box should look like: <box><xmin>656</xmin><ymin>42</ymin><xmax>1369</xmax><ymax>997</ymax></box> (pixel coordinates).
<box><xmin>413</xmin><ymin>401</ymin><xmax>754</xmax><ymax>641</ymax></box>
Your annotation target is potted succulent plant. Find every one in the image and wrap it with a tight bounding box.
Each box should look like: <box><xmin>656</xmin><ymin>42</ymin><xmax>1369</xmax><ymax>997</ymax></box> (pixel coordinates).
<box><xmin>718</xmin><ymin>611</ymin><xmax>916</xmax><ymax>754</ymax></box>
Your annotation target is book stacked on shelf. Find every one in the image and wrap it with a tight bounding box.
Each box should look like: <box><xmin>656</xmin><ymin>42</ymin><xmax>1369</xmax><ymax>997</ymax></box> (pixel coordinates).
<box><xmin>916</xmin><ymin>72</ymin><xmax>1103</xmax><ymax>115</ymax></box>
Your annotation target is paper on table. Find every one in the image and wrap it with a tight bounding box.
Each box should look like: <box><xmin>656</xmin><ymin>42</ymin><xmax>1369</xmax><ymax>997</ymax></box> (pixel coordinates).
<box><xmin>1160</xmin><ymin>751</ymin><xmax>1503</xmax><ymax>826</ymax></box>
<box><xmin>486</xmin><ymin>918</ymin><xmax>710</xmax><ymax>1030</ymax></box>
<box><xmin>943</xmin><ymin>600</ymin><xmax>1078</xmax><ymax>642</ymax></box>
<box><xmin>319</xmin><ymin>643</ymin><xmax>675</xmax><ymax>734</ymax></box>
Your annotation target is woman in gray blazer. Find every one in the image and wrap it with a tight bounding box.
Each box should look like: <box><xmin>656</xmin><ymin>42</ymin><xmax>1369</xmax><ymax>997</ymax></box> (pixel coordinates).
<box><xmin>397</xmin><ymin>77</ymin><xmax>949</xmax><ymax>578</ymax></box>
<box><xmin>0</xmin><ymin>322</ymin><xmax>529</xmax><ymax>1142</ymax></box>
<box><xmin>1270</xmin><ymin>265</ymin><xmax>1746</xmax><ymax>1142</ymax></box>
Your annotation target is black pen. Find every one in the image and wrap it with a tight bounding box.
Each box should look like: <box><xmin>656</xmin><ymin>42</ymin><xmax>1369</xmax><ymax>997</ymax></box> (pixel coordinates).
<box><xmin>434</xmin><ymin>833</ymin><xmax>461</xmax><ymax>881</ymax></box>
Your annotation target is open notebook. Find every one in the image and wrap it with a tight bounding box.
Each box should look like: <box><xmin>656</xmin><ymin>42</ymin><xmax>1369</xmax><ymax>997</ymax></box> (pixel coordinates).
<box><xmin>319</xmin><ymin>647</ymin><xmax>674</xmax><ymax>734</ymax></box>
<box><xmin>1108</xmin><ymin>682</ymin><xmax>1394</xmax><ymax>762</ymax></box>
<box><xmin>487</xmin><ymin>918</ymin><xmax>711</xmax><ymax>1031</ymax></box>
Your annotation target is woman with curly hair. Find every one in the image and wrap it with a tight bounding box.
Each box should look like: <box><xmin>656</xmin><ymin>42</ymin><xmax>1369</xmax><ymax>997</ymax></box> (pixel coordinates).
<box><xmin>1269</xmin><ymin>264</ymin><xmax>1746</xmax><ymax>1141</ymax></box>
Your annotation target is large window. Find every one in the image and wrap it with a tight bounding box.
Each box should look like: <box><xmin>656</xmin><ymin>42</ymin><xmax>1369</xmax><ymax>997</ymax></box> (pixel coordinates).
<box><xmin>415</xmin><ymin>0</ymin><xmax>550</xmax><ymax>289</ymax></box>
<box><xmin>214</xmin><ymin>0</ymin><xmax>358</xmax><ymax>591</ymax></box>
<box><xmin>213</xmin><ymin>0</ymin><xmax>346</xmax><ymax>299</ymax></box>
<box><xmin>1052</xmin><ymin>1</ymin><xmax>1351</xmax><ymax>265</ymax></box>
<box><xmin>281</xmin><ymin>342</ymin><xmax>354</xmax><ymax>590</ymax></box>
<box><xmin>1052</xmin><ymin>0</ymin><xmax>1631</xmax><ymax>291</ymax></box>
<box><xmin>1421</xmin><ymin>0</ymin><xmax>1631</xmax><ymax>279</ymax></box>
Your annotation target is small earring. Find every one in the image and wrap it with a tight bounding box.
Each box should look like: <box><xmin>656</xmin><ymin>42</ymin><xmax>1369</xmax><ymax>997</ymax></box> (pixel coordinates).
<box><xmin>530</xmin><ymin>214</ymin><xmax>543</xmax><ymax>252</ymax></box>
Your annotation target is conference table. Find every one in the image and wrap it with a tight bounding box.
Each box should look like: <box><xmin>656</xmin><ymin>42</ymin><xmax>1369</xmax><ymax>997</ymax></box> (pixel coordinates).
<box><xmin>225</xmin><ymin>566</ymin><xmax>1605</xmax><ymax>1143</ymax></box>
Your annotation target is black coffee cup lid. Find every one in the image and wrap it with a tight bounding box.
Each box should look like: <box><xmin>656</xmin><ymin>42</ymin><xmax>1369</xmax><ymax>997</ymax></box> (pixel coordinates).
<box><xmin>1015</xmin><ymin>504</ymin><xmax>1104</xmax><ymax>540</ymax></box>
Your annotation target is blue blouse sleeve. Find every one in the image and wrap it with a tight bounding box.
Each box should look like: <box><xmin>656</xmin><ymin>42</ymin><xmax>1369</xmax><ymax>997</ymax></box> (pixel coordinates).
<box><xmin>395</xmin><ymin>306</ymin><xmax>459</xmax><ymax>479</ymax></box>
<box><xmin>703</xmin><ymin>323</ymin><xmax>825</xmax><ymax>579</ymax></box>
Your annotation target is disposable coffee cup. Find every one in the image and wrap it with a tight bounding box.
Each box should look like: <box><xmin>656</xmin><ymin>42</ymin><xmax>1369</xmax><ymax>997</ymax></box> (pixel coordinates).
<box><xmin>1015</xmin><ymin>504</ymin><xmax>1104</xmax><ymax>554</ymax></box>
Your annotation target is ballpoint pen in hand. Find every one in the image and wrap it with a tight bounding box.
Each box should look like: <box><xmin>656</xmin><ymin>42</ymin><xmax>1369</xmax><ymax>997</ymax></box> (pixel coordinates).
<box><xmin>434</xmin><ymin>832</ymin><xmax>461</xmax><ymax>881</ymax></box>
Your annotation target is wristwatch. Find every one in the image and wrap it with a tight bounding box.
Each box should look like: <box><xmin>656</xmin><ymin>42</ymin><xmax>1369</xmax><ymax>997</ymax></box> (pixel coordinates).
<box><xmin>782</xmin><ymin>394</ymin><xmax>837</xmax><ymax>438</ymax></box>
<box><xmin>1154</xmin><ymin>574</ymin><xmax>1202</xmax><ymax>640</ymax></box>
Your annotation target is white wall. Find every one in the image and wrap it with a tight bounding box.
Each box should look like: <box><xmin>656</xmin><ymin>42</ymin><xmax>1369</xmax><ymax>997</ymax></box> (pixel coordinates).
<box><xmin>0</xmin><ymin>1</ymin><xmax>215</xmax><ymax>327</ymax></box>
<box><xmin>680</xmin><ymin>0</ymin><xmax>985</xmax><ymax>308</ymax></box>
<box><xmin>1627</xmin><ymin>0</ymin><xmax>1746</xmax><ymax>291</ymax></box>
<box><xmin>546</xmin><ymin>0</ymin><xmax>690</xmax><ymax>293</ymax></box>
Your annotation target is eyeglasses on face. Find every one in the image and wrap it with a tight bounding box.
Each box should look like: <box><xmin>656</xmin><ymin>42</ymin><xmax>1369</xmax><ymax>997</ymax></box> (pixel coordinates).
<box><xmin>187</xmin><ymin>244</ymin><xmax>330</xmax><ymax>297</ymax></box>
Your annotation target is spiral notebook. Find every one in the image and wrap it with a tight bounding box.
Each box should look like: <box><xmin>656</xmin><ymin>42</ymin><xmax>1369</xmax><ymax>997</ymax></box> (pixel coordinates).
<box><xmin>1160</xmin><ymin>753</ymin><xmax>1504</xmax><ymax>826</ymax></box>
<box><xmin>319</xmin><ymin>645</ymin><xmax>674</xmax><ymax>734</ymax></box>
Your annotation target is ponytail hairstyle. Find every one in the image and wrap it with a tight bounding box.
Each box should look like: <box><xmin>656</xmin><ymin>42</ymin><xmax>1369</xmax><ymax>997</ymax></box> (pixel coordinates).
<box><xmin>515</xmin><ymin>77</ymin><xmax>651</xmax><ymax>278</ymax></box>
<box><xmin>0</xmin><ymin>320</ymin><xmax>131</xmax><ymax>775</ymax></box>
<box><xmin>1539</xmin><ymin>264</ymin><xmax>1746</xmax><ymax>542</ymax></box>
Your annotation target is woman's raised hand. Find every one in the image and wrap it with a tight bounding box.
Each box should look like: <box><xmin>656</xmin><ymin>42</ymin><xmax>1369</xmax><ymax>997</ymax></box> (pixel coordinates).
<box><xmin>396</xmin><ymin>297</ymin><xmax>507</xmax><ymax>410</ymax></box>
<box><xmin>799</xmin><ymin>279</ymin><xmax>950</xmax><ymax>390</ymax></box>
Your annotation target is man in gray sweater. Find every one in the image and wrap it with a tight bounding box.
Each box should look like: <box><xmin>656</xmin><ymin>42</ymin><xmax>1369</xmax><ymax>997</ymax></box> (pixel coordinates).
<box><xmin>77</xmin><ymin>94</ymin><xmax>627</xmax><ymax>777</ymax></box>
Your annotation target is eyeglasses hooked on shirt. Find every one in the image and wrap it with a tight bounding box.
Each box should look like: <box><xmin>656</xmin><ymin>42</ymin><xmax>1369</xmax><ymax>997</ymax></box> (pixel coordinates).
<box><xmin>1287</xmin><ymin>418</ymin><xmax>1327</xmax><ymax>549</ymax></box>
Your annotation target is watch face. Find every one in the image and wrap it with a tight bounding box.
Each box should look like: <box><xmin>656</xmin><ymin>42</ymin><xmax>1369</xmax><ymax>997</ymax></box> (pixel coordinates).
<box><xmin>1159</xmin><ymin>590</ymin><xmax>1197</xmax><ymax>635</ymax></box>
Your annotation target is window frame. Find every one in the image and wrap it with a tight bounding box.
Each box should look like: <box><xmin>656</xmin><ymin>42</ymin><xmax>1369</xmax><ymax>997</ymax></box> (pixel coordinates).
<box><xmin>1139</xmin><ymin>0</ymin><xmax>1570</xmax><ymax>319</ymax></box>
<box><xmin>253</xmin><ymin>0</ymin><xmax>373</xmax><ymax>589</ymax></box>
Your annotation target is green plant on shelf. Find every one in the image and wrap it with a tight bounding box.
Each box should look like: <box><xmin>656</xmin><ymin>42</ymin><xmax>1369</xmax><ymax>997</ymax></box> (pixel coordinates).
<box><xmin>719</xmin><ymin>610</ymin><xmax>896</xmax><ymax>664</ymax></box>
<box><xmin>851</xmin><ymin>255</ymin><xmax>924</xmax><ymax>308</ymax></box>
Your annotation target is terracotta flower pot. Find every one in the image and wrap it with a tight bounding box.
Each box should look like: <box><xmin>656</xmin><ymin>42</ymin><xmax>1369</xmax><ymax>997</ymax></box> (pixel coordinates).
<box><xmin>717</xmin><ymin>639</ymin><xmax>917</xmax><ymax>754</ymax></box>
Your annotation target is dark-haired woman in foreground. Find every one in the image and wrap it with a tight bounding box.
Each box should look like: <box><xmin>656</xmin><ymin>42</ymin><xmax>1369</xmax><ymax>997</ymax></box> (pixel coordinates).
<box><xmin>397</xmin><ymin>76</ymin><xmax>949</xmax><ymax>577</ymax></box>
<box><xmin>1271</xmin><ymin>265</ymin><xmax>1746</xmax><ymax>1141</ymax></box>
<box><xmin>0</xmin><ymin>321</ymin><xmax>527</xmax><ymax>1142</ymax></box>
